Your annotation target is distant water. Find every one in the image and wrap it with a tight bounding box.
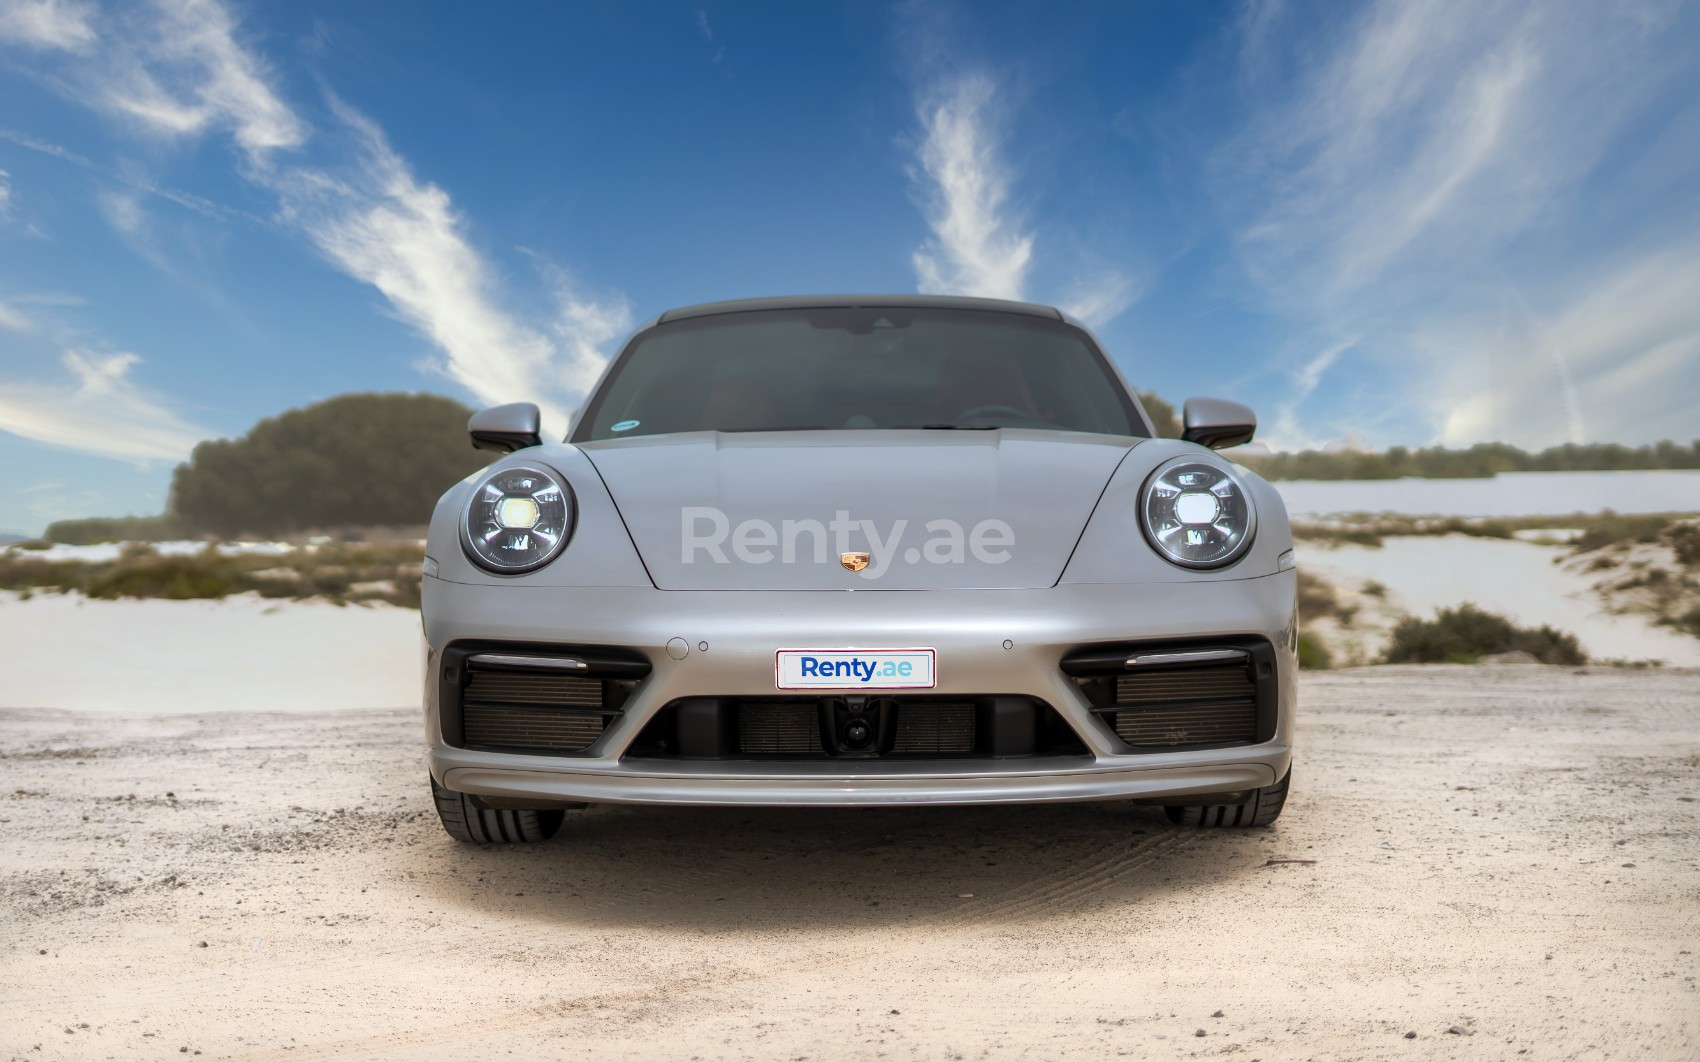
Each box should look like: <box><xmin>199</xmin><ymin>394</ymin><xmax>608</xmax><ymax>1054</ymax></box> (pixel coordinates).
<box><xmin>1272</xmin><ymin>469</ymin><xmax>1700</xmax><ymax>519</ymax></box>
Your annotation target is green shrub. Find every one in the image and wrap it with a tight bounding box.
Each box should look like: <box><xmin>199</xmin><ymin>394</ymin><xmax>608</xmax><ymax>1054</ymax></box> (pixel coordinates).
<box><xmin>1136</xmin><ymin>391</ymin><xmax>1181</xmax><ymax>438</ymax></box>
<box><xmin>1297</xmin><ymin>569</ymin><xmax>1339</xmax><ymax>619</ymax></box>
<box><xmin>1293</xmin><ymin>523</ymin><xmax>1385</xmax><ymax>547</ymax></box>
<box><xmin>2</xmin><ymin>538</ymin><xmax>426</xmax><ymax>607</ymax></box>
<box><xmin>44</xmin><ymin>514</ymin><xmax>184</xmax><ymax>544</ymax></box>
<box><xmin>1571</xmin><ymin>513</ymin><xmax>1673</xmax><ymax>553</ymax></box>
<box><xmin>1296</xmin><ymin>631</ymin><xmax>1333</xmax><ymax>670</ymax></box>
<box><xmin>83</xmin><ymin>551</ymin><xmax>241</xmax><ymax>600</ymax></box>
<box><xmin>1663</xmin><ymin>521</ymin><xmax>1700</xmax><ymax>568</ymax></box>
<box><xmin>0</xmin><ymin>554</ymin><xmax>89</xmax><ymax>591</ymax></box>
<box><xmin>1382</xmin><ymin>603</ymin><xmax>1586</xmax><ymax>665</ymax></box>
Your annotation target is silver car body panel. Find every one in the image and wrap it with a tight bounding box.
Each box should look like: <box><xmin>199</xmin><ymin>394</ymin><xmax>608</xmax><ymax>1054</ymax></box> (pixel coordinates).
<box><xmin>584</xmin><ymin>430</ymin><xmax>1131</xmax><ymax>590</ymax></box>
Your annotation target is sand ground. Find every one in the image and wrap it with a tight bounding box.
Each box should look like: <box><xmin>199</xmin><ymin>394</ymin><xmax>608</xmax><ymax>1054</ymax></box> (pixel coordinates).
<box><xmin>0</xmin><ymin>594</ymin><xmax>421</xmax><ymax>713</ymax></box>
<box><xmin>2</xmin><ymin>665</ymin><xmax>1696</xmax><ymax>1061</ymax></box>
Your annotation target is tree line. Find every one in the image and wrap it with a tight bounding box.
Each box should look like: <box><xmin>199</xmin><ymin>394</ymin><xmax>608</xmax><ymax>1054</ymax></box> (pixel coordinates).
<box><xmin>1137</xmin><ymin>390</ymin><xmax>1696</xmax><ymax>480</ymax></box>
<box><xmin>1235</xmin><ymin>439</ymin><xmax>1700</xmax><ymax>481</ymax></box>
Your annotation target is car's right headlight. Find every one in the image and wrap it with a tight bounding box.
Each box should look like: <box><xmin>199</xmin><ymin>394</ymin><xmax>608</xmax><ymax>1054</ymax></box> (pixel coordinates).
<box><xmin>460</xmin><ymin>464</ymin><xmax>575</xmax><ymax>574</ymax></box>
<box><xmin>1139</xmin><ymin>456</ymin><xmax>1257</xmax><ymax>569</ymax></box>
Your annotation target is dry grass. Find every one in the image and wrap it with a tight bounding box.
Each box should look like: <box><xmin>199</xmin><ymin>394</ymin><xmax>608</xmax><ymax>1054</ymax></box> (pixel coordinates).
<box><xmin>0</xmin><ymin>540</ymin><xmax>426</xmax><ymax>607</ymax></box>
<box><xmin>1567</xmin><ymin>518</ymin><xmax>1700</xmax><ymax>640</ymax></box>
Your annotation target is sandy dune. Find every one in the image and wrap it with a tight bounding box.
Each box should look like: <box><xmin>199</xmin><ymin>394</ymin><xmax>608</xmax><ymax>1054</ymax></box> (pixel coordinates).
<box><xmin>3</xmin><ymin>666</ymin><xmax>1696</xmax><ymax>1060</ymax></box>
<box><xmin>1299</xmin><ymin>535</ymin><xmax>1700</xmax><ymax>666</ymax></box>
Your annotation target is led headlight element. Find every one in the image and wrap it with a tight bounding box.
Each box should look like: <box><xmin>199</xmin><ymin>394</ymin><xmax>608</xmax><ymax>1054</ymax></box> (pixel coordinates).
<box><xmin>461</xmin><ymin>465</ymin><xmax>575</xmax><ymax>573</ymax></box>
<box><xmin>495</xmin><ymin>495</ymin><xmax>540</xmax><ymax>529</ymax></box>
<box><xmin>1140</xmin><ymin>457</ymin><xmax>1257</xmax><ymax>569</ymax></box>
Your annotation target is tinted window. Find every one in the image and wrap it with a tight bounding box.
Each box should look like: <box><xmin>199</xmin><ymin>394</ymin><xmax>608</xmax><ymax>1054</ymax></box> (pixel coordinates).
<box><xmin>574</xmin><ymin>307</ymin><xmax>1142</xmax><ymax>441</ymax></box>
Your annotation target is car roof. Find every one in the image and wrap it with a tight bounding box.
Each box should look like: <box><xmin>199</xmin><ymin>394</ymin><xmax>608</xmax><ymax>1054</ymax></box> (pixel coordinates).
<box><xmin>655</xmin><ymin>294</ymin><xmax>1066</xmax><ymax>323</ymax></box>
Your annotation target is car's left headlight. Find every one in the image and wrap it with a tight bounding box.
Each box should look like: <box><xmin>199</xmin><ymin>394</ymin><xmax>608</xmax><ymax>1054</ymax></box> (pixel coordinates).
<box><xmin>460</xmin><ymin>464</ymin><xmax>575</xmax><ymax>574</ymax></box>
<box><xmin>1139</xmin><ymin>456</ymin><xmax>1257</xmax><ymax>569</ymax></box>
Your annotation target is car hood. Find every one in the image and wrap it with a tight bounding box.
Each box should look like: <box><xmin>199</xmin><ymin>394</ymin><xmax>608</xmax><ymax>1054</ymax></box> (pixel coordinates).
<box><xmin>579</xmin><ymin>430</ymin><xmax>1138</xmax><ymax>590</ymax></box>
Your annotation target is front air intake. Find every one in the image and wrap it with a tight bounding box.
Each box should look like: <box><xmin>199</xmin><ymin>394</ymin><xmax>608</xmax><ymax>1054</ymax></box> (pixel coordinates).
<box><xmin>461</xmin><ymin>669</ymin><xmax>609</xmax><ymax>752</ymax></box>
<box><xmin>1114</xmin><ymin>667</ymin><xmax>1254</xmax><ymax>707</ymax></box>
<box><xmin>891</xmin><ymin>701</ymin><xmax>976</xmax><ymax>755</ymax></box>
<box><xmin>463</xmin><ymin>705</ymin><xmax>608</xmax><ymax>751</ymax></box>
<box><xmin>1112</xmin><ymin>699</ymin><xmax>1256</xmax><ymax>746</ymax></box>
<box><xmin>1062</xmin><ymin>639</ymin><xmax>1276</xmax><ymax>751</ymax></box>
<box><xmin>738</xmin><ymin>702</ymin><xmax>821</xmax><ymax>755</ymax></box>
<box><xmin>630</xmin><ymin>696</ymin><xmax>1075</xmax><ymax>760</ymax></box>
<box><xmin>465</xmin><ymin>670</ymin><xmax>605</xmax><ymax>708</ymax></box>
<box><xmin>440</xmin><ymin>642</ymin><xmax>650</xmax><ymax>754</ymax></box>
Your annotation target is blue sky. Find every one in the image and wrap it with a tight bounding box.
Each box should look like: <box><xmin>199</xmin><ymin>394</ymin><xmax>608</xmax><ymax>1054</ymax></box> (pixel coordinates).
<box><xmin>2</xmin><ymin>0</ymin><xmax>1698</xmax><ymax>535</ymax></box>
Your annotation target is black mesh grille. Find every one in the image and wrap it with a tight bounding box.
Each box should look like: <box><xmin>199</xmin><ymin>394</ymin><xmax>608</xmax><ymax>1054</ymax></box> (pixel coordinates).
<box><xmin>1115</xmin><ymin>668</ymin><xmax>1253</xmax><ymax>705</ymax></box>
<box><xmin>463</xmin><ymin>705</ymin><xmax>607</xmax><ymax>751</ymax></box>
<box><xmin>1112</xmin><ymin>664</ymin><xmax>1257</xmax><ymax>747</ymax></box>
<box><xmin>1064</xmin><ymin>639</ymin><xmax>1276</xmax><ymax>751</ymax></box>
<box><xmin>738</xmin><ymin>702</ymin><xmax>820</xmax><ymax>755</ymax></box>
<box><xmin>1113</xmin><ymin>701</ymin><xmax>1257</xmax><ymax>746</ymax></box>
<box><xmin>444</xmin><ymin>644</ymin><xmax>650</xmax><ymax>754</ymax></box>
<box><xmin>630</xmin><ymin>696</ymin><xmax>1078</xmax><ymax>760</ymax></box>
<box><xmin>464</xmin><ymin>671</ymin><xmax>604</xmax><ymax>708</ymax></box>
<box><xmin>892</xmin><ymin>702</ymin><xmax>976</xmax><ymax>755</ymax></box>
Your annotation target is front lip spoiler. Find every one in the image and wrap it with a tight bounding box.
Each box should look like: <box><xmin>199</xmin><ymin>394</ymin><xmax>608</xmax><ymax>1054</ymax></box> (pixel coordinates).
<box><xmin>437</xmin><ymin>757</ymin><xmax>1282</xmax><ymax>808</ymax></box>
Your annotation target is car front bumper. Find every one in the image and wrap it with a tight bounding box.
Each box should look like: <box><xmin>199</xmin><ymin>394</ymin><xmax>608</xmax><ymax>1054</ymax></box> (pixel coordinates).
<box><xmin>422</xmin><ymin>572</ymin><xmax>1297</xmax><ymax>808</ymax></box>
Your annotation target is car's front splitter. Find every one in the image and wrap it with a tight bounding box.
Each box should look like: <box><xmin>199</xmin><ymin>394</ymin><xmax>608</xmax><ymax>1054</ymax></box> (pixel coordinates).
<box><xmin>435</xmin><ymin>757</ymin><xmax>1279</xmax><ymax>808</ymax></box>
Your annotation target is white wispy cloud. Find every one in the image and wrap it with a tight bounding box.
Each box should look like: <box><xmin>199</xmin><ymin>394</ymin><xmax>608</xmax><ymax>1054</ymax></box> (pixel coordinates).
<box><xmin>0</xmin><ymin>125</ymin><xmax>93</xmax><ymax>165</ymax></box>
<box><xmin>1218</xmin><ymin>0</ymin><xmax>1700</xmax><ymax>448</ymax></box>
<box><xmin>1227</xmin><ymin>2</ymin><xmax>1572</xmax><ymax>303</ymax></box>
<box><xmin>0</xmin><ymin>349</ymin><xmax>211</xmax><ymax>461</ymax></box>
<box><xmin>0</xmin><ymin>0</ymin><xmax>95</xmax><ymax>52</ymax></box>
<box><xmin>694</xmin><ymin>7</ymin><xmax>723</xmax><ymax>62</ymax></box>
<box><xmin>533</xmin><ymin>256</ymin><xmax>633</xmax><ymax>398</ymax></box>
<box><xmin>96</xmin><ymin>186</ymin><xmax>144</xmax><ymax>234</ymax></box>
<box><xmin>1059</xmin><ymin>270</ymin><xmax>1141</xmax><ymax>330</ymax></box>
<box><xmin>90</xmin><ymin>0</ymin><xmax>304</xmax><ymax>159</ymax></box>
<box><xmin>1261</xmin><ymin>336</ymin><xmax>1359</xmax><ymax>452</ymax></box>
<box><xmin>905</xmin><ymin>65</ymin><xmax>1139</xmax><ymax>328</ymax></box>
<box><xmin>909</xmin><ymin>72</ymin><xmax>1033</xmax><ymax>301</ymax></box>
<box><xmin>0</xmin><ymin>298</ymin><xmax>31</xmax><ymax>331</ymax></box>
<box><xmin>1420</xmin><ymin>248</ymin><xmax>1700</xmax><ymax>450</ymax></box>
<box><xmin>268</xmin><ymin>100</ymin><xmax>620</xmax><ymax>426</ymax></box>
<box><xmin>0</xmin><ymin>0</ymin><xmax>630</xmax><ymax>438</ymax></box>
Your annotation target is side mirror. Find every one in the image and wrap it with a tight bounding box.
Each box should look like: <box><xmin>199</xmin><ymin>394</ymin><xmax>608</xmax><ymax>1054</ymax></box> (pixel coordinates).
<box><xmin>1180</xmin><ymin>397</ymin><xmax>1256</xmax><ymax>450</ymax></box>
<box><xmin>468</xmin><ymin>402</ymin><xmax>542</xmax><ymax>454</ymax></box>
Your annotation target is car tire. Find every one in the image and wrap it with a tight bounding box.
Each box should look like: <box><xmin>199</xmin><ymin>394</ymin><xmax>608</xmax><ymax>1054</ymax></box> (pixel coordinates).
<box><xmin>1163</xmin><ymin>768</ymin><xmax>1291</xmax><ymax>827</ymax></box>
<box><xmin>429</xmin><ymin>774</ymin><xmax>564</xmax><ymax>843</ymax></box>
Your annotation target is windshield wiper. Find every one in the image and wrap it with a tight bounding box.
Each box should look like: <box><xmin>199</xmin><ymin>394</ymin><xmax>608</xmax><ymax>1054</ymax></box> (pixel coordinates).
<box><xmin>919</xmin><ymin>423</ymin><xmax>999</xmax><ymax>430</ymax></box>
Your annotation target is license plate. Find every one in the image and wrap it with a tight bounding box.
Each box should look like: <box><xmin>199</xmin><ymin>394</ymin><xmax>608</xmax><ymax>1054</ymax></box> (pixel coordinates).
<box><xmin>774</xmin><ymin>648</ymin><xmax>937</xmax><ymax>690</ymax></box>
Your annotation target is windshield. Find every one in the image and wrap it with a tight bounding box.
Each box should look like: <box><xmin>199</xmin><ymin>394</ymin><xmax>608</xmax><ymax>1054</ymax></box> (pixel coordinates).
<box><xmin>572</xmin><ymin>307</ymin><xmax>1143</xmax><ymax>442</ymax></box>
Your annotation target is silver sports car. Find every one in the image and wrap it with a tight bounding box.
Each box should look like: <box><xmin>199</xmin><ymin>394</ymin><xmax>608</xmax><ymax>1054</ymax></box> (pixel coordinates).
<box><xmin>421</xmin><ymin>295</ymin><xmax>1297</xmax><ymax>843</ymax></box>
